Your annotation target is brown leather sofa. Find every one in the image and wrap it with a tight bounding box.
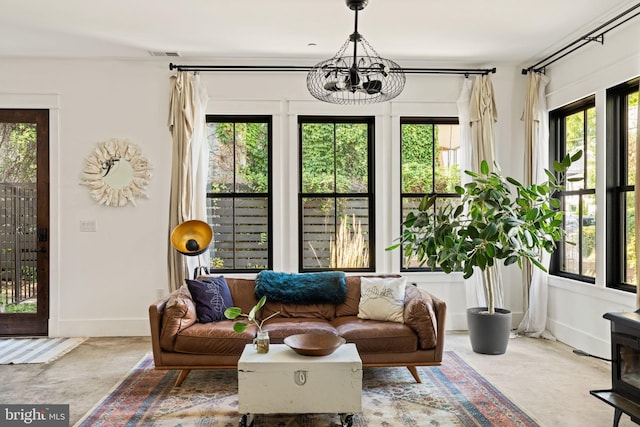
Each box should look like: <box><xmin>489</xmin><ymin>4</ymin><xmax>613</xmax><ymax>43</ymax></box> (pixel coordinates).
<box><xmin>149</xmin><ymin>275</ymin><xmax>446</xmax><ymax>386</ymax></box>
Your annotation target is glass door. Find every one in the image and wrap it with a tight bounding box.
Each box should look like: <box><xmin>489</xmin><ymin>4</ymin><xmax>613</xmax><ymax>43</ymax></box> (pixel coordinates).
<box><xmin>0</xmin><ymin>109</ymin><xmax>49</xmax><ymax>336</ymax></box>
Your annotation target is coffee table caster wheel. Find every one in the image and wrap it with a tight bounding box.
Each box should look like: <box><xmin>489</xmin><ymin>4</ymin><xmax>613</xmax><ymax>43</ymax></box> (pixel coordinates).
<box><xmin>239</xmin><ymin>414</ymin><xmax>254</xmax><ymax>427</ymax></box>
<box><xmin>340</xmin><ymin>413</ymin><xmax>353</xmax><ymax>427</ymax></box>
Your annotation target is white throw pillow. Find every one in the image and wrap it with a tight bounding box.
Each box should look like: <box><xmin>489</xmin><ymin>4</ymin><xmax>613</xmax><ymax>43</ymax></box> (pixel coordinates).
<box><xmin>357</xmin><ymin>277</ymin><xmax>407</xmax><ymax>323</ymax></box>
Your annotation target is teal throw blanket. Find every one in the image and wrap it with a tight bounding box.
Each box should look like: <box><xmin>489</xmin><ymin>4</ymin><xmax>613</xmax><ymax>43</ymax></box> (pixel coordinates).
<box><xmin>255</xmin><ymin>271</ymin><xmax>347</xmax><ymax>304</ymax></box>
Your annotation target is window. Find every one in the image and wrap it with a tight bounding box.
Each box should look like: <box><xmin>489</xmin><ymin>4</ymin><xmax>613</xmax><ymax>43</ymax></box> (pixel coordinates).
<box><xmin>298</xmin><ymin>116</ymin><xmax>374</xmax><ymax>272</ymax></box>
<box><xmin>607</xmin><ymin>78</ymin><xmax>639</xmax><ymax>292</ymax></box>
<box><xmin>549</xmin><ymin>97</ymin><xmax>596</xmax><ymax>282</ymax></box>
<box><xmin>205</xmin><ymin>116</ymin><xmax>272</xmax><ymax>272</ymax></box>
<box><xmin>400</xmin><ymin>117</ymin><xmax>461</xmax><ymax>270</ymax></box>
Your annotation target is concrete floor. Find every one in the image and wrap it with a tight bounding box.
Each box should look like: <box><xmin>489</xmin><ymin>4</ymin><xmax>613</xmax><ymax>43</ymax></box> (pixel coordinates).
<box><xmin>0</xmin><ymin>333</ymin><xmax>634</xmax><ymax>426</ymax></box>
<box><xmin>445</xmin><ymin>332</ymin><xmax>635</xmax><ymax>427</ymax></box>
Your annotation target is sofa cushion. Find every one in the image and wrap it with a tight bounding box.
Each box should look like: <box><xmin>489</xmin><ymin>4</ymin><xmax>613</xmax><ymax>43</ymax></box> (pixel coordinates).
<box><xmin>186</xmin><ymin>277</ymin><xmax>233</xmax><ymax>323</ymax></box>
<box><xmin>404</xmin><ymin>285</ymin><xmax>438</xmax><ymax>349</ymax></box>
<box><xmin>255</xmin><ymin>270</ymin><xmax>346</xmax><ymax>304</ymax></box>
<box><xmin>335</xmin><ymin>276</ymin><xmax>362</xmax><ymax>317</ymax></box>
<box><xmin>357</xmin><ymin>276</ymin><xmax>407</xmax><ymax>323</ymax></box>
<box><xmin>262</xmin><ymin>301</ymin><xmax>336</xmax><ymax>321</ymax></box>
<box><xmin>332</xmin><ymin>316</ymin><xmax>418</xmax><ymax>353</ymax></box>
<box><xmin>225</xmin><ymin>278</ymin><xmax>260</xmax><ymax>316</ymax></box>
<box><xmin>160</xmin><ymin>285</ymin><xmax>197</xmax><ymax>351</ymax></box>
<box><xmin>335</xmin><ymin>275</ymin><xmax>402</xmax><ymax>317</ymax></box>
<box><xmin>262</xmin><ymin>318</ymin><xmax>339</xmax><ymax>343</ymax></box>
<box><xmin>173</xmin><ymin>321</ymin><xmax>257</xmax><ymax>355</ymax></box>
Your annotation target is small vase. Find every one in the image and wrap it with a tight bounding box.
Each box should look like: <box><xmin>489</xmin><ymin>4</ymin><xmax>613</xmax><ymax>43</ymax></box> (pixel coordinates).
<box><xmin>253</xmin><ymin>330</ymin><xmax>270</xmax><ymax>354</ymax></box>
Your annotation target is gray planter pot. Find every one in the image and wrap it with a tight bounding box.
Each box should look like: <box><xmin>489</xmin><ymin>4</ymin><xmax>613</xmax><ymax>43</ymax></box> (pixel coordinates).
<box><xmin>466</xmin><ymin>307</ymin><xmax>512</xmax><ymax>355</ymax></box>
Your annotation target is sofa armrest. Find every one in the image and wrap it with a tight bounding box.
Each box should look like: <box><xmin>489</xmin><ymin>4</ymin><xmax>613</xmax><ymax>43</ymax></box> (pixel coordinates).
<box><xmin>149</xmin><ymin>296</ymin><xmax>169</xmax><ymax>368</ymax></box>
<box><xmin>404</xmin><ymin>286</ymin><xmax>446</xmax><ymax>352</ymax></box>
<box><xmin>431</xmin><ymin>293</ymin><xmax>447</xmax><ymax>362</ymax></box>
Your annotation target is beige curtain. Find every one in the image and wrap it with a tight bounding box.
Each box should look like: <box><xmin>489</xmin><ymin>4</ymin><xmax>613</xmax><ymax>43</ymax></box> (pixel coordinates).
<box><xmin>517</xmin><ymin>71</ymin><xmax>553</xmax><ymax>338</ymax></box>
<box><xmin>636</xmin><ymin>81</ymin><xmax>640</xmax><ymax>309</ymax></box>
<box><xmin>521</xmin><ymin>73</ymin><xmax>538</xmax><ymax>302</ymax></box>
<box><xmin>469</xmin><ymin>74</ymin><xmax>497</xmax><ymax>172</ymax></box>
<box><xmin>167</xmin><ymin>72</ymin><xmax>208</xmax><ymax>291</ymax></box>
<box><xmin>462</xmin><ymin>74</ymin><xmax>503</xmax><ymax>308</ymax></box>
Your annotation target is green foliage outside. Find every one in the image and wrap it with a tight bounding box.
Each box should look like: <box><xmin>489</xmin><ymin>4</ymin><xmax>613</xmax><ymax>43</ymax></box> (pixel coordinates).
<box><xmin>209</xmin><ymin>120</ymin><xmax>460</xmax><ymax>199</ymax></box>
<box><xmin>583</xmin><ymin>226</ymin><xmax>595</xmax><ymax>257</ymax></box>
<box><xmin>565</xmin><ymin>108</ymin><xmax>596</xmax><ymax>190</ymax></box>
<box><xmin>2</xmin><ymin>303</ymin><xmax>36</xmax><ymax>313</ymax></box>
<box><xmin>0</xmin><ymin>123</ymin><xmax>37</xmax><ymax>183</ymax></box>
<box><xmin>210</xmin><ymin>122</ymin><xmax>269</xmax><ymax>193</ymax></box>
<box><xmin>402</xmin><ymin>124</ymin><xmax>435</xmax><ymax>193</ymax></box>
<box><xmin>402</xmin><ymin>123</ymin><xmax>460</xmax><ymax>194</ymax></box>
<box><xmin>301</xmin><ymin>123</ymin><xmax>368</xmax><ymax>193</ymax></box>
<box><xmin>627</xmin><ymin>204</ymin><xmax>636</xmax><ymax>284</ymax></box>
<box><xmin>626</xmin><ymin>91</ymin><xmax>638</xmax><ymax>285</ymax></box>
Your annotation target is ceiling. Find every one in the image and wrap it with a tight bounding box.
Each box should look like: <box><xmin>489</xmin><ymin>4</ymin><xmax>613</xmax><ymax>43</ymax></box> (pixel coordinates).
<box><xmin>0</xmin><ymin>0</ymin><xmax>638</xmax><ymax>68</ymax></box>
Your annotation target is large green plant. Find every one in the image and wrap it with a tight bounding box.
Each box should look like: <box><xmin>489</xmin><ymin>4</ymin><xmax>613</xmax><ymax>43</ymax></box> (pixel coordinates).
<box><xmin>387</xmin><ymin>151</ymin><xmax>582</xmax><ymax>315</ymax></box>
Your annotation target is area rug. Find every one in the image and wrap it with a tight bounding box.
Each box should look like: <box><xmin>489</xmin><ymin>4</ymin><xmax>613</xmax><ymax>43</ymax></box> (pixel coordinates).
<box><xmin>0</xmin><ymin>337</ymin><xmax>86</xmax><ymax>364</ymax></box>
<box><xmin>75</xmin><ymin>351</ymin><xmax>538</xmax><ymax>427</ymax></box>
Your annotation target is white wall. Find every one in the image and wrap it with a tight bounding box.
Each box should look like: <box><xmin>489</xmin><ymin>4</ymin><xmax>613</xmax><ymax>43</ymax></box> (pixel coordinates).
<box><xmin>0</xmin><ymin>60</ymin><xmax>172</xmax><ymax>336</ymax></box>
<box><xmin>543</xmin><ymin>18</ymin><xmax>640</xmax><ymax>358</ymax></box>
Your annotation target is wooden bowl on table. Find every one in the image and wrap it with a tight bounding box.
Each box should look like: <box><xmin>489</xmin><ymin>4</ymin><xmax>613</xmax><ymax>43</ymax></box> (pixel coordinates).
<box><xmin>284</xmin><ymin>333</ymin><xmax>346</xmax><ymax>357</ymax></box>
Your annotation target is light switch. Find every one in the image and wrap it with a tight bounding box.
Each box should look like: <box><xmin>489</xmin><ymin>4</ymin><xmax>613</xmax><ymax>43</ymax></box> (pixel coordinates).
<box><xmin>80</xmin><ymin>220</ymin><xmax>97</xmax><ymax>232</ymax></box>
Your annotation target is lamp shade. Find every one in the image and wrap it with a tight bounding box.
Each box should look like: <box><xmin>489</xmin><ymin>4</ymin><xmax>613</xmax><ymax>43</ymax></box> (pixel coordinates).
<box><xmin>170</xmin><ymin>220</ymin><xmax>212</xmax><ymax>256</ymax></box>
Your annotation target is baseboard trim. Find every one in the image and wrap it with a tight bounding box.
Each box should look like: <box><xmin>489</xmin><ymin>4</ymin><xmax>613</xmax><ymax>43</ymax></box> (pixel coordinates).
<box><xmin>54</xmin><ymin>318</ymin><xmax>150</xmax><ymax>337</ymax></box>
<box><xmin>547</xmin><ymin>318</ymin><xmax>610</xmax><ymax>360</ymax></box>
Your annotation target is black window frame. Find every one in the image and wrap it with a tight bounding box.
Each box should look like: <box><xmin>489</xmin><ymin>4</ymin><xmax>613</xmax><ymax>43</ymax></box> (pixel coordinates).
<box><xmin>205</xmin><ymin>114</ymin><xmax>273</xmax><ymax>273</ymax></box>
<box><xmin>606</xmin><ymin>77</ymin><xmax>639</xmax><ymax>293</ymax></box>
<box><xmin>297</xmin><ymin>116</ymin><xmax>375</xmax><ymax>272</ymax></box>
<box><xmin>549</xmin><ymin>96</ymin><xmax>596</xmax><ymax>283</ymax></box>
<box><xmin>399</xmin><ymin>116</ymin><xmax>461</xmax><ymax>272</ymax></box>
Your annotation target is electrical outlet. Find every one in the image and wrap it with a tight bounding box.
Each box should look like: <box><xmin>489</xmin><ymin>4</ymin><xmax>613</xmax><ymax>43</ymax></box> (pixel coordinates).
<box><xmin>156</xmin><ymin>288</ymin><xmax>165</xmax><ymax>299</ymax></box>
<box><xmin>79</xmin><ymin>220</ymin><xmax>97</xmax><ymax>232</ymax></box>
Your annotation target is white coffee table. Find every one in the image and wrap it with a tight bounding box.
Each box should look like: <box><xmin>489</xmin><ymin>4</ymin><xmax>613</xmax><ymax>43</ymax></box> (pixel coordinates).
<box><xmin>237</xmin><ymin>343</ymin><xmax>362</xmax><ymax>427</ymax></box>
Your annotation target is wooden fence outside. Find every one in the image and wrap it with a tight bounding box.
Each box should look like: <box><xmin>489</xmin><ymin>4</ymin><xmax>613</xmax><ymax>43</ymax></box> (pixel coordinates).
<box><xmin>205</xmin><ymin>197</ymin><xmax>371</xmax><ymax>270</ymax></box>
<box><xmin>0</xmin><ymin>183</ymin><xmax>37</xmax><ymax>304</ymax></box>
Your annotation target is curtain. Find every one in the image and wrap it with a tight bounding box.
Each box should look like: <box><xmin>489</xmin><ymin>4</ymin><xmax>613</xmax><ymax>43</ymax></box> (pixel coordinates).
<box><xmin>458</xmin><ymin>74</ymin><xmax>503</xmax><ymax>308</ymax></box>
<box><xmin>517</xmin><ymin>71</ymin><xmax>554</xmax><ymax>338</ymax></box>
<box><xmin>458</xmin><ymin>78</ymin><xmax>485</xmax><ymax>307</ymax></box>
<box><xmin>469</xmin><ymin>75</ymin><xmax>497</xmax><ymax>172</ymax></box>
<box><xmin>167</xmin><ymin>72</ymin><xmax>209</xmax><ymax>291</ymax></box>
<box><xmin>636</xmin><ymin>80</ymin><xmax>640</xmax><ymax>309</ymax></box>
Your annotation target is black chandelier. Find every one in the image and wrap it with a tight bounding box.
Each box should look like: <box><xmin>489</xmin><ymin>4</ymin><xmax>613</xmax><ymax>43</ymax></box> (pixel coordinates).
<box><xmin>306</xmin><ymin>0</ymin><xmax>406</xmax><ymax>105</ymax></box>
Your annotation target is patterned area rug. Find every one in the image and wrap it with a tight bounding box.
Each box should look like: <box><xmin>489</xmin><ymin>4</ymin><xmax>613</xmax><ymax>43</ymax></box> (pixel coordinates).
<box><xmin>0</xmin><ymin>337</ymin><xmax>86</xmax><ymax>364</ymax></box>
<box><xmin>76</xmin><ymin>351</ymin><xmax>539</xmax><ymax>426</ymax></box>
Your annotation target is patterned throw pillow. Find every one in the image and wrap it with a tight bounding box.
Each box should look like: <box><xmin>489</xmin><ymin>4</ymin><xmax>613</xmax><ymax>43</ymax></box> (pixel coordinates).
<box><xmin>185</xmin><ymin>276</ymin><xmax>234</xmax><ymax>323</ymax></box>
<box><xmin>357</xmin><ymin>276</ymin><xmax>407</xmax><ymax>323</ymax></box>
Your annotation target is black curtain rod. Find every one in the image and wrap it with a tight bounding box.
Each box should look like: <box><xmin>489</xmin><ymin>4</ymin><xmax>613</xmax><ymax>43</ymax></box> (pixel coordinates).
<box><xmin>169</xmin><ymin>63</ymin><xmax>496</xmax><ymax>76</ymax></box>
<box><xmin>522</xmin><ymin>1</ymin><xmax>640</xmax><ymax>74</ymax></box>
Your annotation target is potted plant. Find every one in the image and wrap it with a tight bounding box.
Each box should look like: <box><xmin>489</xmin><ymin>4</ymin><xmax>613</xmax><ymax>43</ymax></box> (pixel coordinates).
<box><xmin>387</xmin><ymin>151</ymin><xmax>581</xmax><ymax>354</ymax></box>
<box><xmin>224</xmin><ymin>296</ymin><xmax>280</xmax><ymax>353</ymax></box>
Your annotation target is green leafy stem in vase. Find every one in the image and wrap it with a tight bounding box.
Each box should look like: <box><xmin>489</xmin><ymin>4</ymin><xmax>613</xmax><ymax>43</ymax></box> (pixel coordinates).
<box><xmin>224</xmin><ymin>295</ymin><xmax>280</xmax><ymax>333</ymax></box>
